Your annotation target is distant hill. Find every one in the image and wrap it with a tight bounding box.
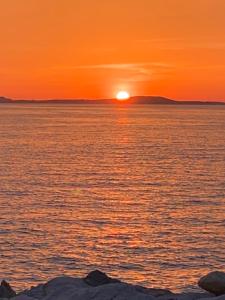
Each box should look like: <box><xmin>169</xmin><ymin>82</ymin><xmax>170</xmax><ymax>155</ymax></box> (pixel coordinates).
<box><xmin>0</xmin><ymin>96</ymin><xmax>225</xmax><ymax>105</ymax></box>
<box><xmin>128</xmin><ymin>96</ymin><xmax>225</xmax><ymax>105</ymax></box>
<box><xmin>0</xmin><ymin>96</ymin><xmax>12</xmax><ymax>103</ymax></box>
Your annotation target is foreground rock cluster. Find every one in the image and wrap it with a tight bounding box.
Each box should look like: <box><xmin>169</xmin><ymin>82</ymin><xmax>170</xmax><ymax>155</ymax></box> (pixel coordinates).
<box><xmin>1</xmin><ymin>270</ymin><xmax>225</xmax><ymax>300</ymax></box>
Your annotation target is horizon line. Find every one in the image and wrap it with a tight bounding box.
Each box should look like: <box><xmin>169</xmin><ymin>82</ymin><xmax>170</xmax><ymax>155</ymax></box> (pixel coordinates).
<box><xmin>1</xmin><ymin>95</ymin><xmax>225</xmax><ymax>103</ymax></box>
<box><xmin>1</xmin><ymin>95</ymin><xmax>225</xmax><ymax>105</ymax></box>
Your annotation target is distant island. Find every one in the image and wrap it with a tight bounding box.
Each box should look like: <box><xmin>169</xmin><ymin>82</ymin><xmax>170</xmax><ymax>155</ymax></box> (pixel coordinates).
<box><xmin>0</xmin><ymin>96</ymin><xmax>225</xmax><ymax>105</ymax></box>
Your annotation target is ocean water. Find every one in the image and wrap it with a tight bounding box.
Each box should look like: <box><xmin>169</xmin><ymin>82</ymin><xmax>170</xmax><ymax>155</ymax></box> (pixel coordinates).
<box><xmin>0</xmin><ymin>103</ymin><xmax>224</xmax><ymax>292</ymax></box>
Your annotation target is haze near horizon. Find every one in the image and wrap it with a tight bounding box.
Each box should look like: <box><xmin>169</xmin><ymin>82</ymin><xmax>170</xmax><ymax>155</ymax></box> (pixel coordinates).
<box><xmin>0</xmin><ymin>0</ymin><xmax>225</xmax><ymax>101</ymax></box>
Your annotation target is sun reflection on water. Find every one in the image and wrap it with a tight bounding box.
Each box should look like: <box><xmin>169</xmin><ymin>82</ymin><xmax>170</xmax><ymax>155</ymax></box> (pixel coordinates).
<box><xmin>0</xmin><ymin>104</ymin><xmax>224</xmax><ymax>292</ymax></box>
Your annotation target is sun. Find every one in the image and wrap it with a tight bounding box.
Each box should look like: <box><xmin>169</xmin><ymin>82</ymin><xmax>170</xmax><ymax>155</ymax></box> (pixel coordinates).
<box><xmin>116</xmin><ymin>91</ymin><xmax>130</xmax><ymax>101</ymax></box>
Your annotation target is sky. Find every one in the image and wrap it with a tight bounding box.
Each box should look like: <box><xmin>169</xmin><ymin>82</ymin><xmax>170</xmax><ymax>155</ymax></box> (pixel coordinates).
<box><xmin>0</xmin><ymin>0</ymin><xmax>225</xmax><ymax>100</ymax></box>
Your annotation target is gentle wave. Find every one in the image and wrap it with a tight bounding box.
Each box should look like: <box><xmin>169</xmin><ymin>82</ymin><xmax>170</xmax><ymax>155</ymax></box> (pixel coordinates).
<box><xmin>0</xmin><ymin>104</ymin><xmax>224</xmax><ymax>292</ymax></box>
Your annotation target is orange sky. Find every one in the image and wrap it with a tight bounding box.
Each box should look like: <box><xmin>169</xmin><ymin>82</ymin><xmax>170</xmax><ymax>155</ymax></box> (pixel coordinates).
<box><xmin>0</xmin><ymin>0</ymin><xmax>225</xmax><ymax>100</ymax></box>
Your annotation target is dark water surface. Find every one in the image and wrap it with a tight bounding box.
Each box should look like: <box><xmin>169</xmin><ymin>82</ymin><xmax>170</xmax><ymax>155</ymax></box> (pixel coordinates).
<box><xmin>0</xmin><ymin>104</ymin><xmax>224</xmax><ymax>292</ymax></box>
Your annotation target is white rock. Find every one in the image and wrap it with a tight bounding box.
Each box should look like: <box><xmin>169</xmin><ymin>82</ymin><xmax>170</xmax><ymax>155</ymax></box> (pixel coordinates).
<box><xmin>198</xmin><ymin>272</ymin><xmax>225</xmax><ymax>295</ymax></box>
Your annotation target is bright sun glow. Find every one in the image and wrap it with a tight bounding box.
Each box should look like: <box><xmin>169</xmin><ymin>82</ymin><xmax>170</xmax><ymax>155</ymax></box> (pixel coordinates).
<box><xmin>116</xmin><ymin>91</ymin><xmax>130</xmax><ymax>101</ymax></box>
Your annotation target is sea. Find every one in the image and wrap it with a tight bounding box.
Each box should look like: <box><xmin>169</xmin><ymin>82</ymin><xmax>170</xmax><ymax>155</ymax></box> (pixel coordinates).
<box><xmin>0</xmin><ymin>103</ymin><xmax>224</xmax><ymax>292</ymax></box>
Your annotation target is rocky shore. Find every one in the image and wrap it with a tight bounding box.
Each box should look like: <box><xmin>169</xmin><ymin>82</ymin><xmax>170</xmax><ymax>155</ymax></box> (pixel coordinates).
<box><xmin>1</xmin><ymin>270</ymin><xmax>225</xmax><ymax>300</ymax></box>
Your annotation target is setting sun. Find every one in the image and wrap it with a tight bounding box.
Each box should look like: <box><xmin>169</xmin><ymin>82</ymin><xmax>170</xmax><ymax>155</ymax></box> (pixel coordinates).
<box><xmin>116</xmin><ymin>91</ymin><xmax>130</xmax><ymax>101</ymax></box>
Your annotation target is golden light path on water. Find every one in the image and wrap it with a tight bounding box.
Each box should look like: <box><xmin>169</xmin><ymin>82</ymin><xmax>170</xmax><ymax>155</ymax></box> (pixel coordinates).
<box><xmin>0</xmin><ymin>104</ymin><xmax>224</xmax><ymax>292</ymax></box>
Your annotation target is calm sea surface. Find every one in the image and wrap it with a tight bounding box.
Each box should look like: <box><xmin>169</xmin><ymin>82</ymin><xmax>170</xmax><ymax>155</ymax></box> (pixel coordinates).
<box><xmin>0</xmin><ymin>104</ymin><xmax>224</xmax><ymax>292</ymax></box>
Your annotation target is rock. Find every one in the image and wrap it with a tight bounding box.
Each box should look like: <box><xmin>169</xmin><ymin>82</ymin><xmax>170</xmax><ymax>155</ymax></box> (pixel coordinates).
<box><xmin>0</xmin><ymin>280</ymin><xmax>16</xmax><ymax>298</ymax></box>
<box><xmin>4</xmin><ymin>271</ymin><xmax>223</xmax><ymax>300</ymax></box>
<box><xmin>19</xmin><ymin>284</ymin><xmax>45</xmax><ymax>300</ymax></box>
<box><xmin>200</xmin><ymin>295</ymin><xmax>225</xmax><ymax>300</ymax></box>
<box><xmin>12</xmin><ymin>296</ymin><xmax>36</xmax><ymax>300</ymax></box>
<box><xmin>42</xmin><ymin>282</ymin><xmax>156</xmax><ymax>300</ymax></box>
<box><xmin>21</xmin><ymin>274</ymin><xmax>156</xmax><ymax>299</ymax></box>
<box><xmin>21</xmin><ymin>277</ymin><xmax>88</xmax><ymax>299</ymax></box>
<box><xmin>44</xmin><ymin>276</ymin><xmax>88</xmax><ymax>295</ymax></box>
<box><xmin>184</xmin><ymin>293</ymin><xmax>215</xmax><ymax>300</ymax></box>
<box><xmin>198</xmin><ymin>271</ymin><xmax>225</xmax><ymax>295</ymax></box>
<box><xmin>135</xmin><ymin>286</ymin><xmax>174</xmax><ymax>297</ymax></box>
<box><xmin>157</xmin><ymin>292</ymin><xmax>214</xmax><ymax>300</ymax></box>
<box><xmin>84</xmin><ymin>270</ymin><xmax>120</xmax><ymax>287</ymax></box>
